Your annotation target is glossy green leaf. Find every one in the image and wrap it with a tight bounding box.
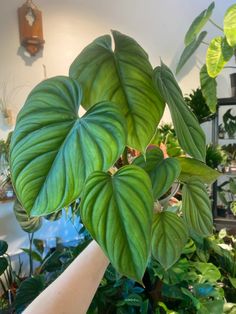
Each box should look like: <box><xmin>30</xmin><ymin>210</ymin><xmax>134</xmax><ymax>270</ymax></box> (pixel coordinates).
<box><xmin>81</xmin><ymin>165</ymin><xmax>153</xmax><ymax>282</ymax></box>
<box><xmin>15</xmin><ymin>276</ymin><xmax>45</xmax><ymax>311</ymax></box>
<box><xmin>0</xmin><ymin>257</ymin><xmax>8</xmax><ymax>275</ymax></box>
<box><xmin>176</xmin><ymin>31</ymin><xmax>207</xmax><ymax>75</ymax></box>
<box><xmin>0</xmin><ymin>240</ymin><xmax>8</xmax><ymax>256</ymax></box>
<box><xmin>224</xmin><ymin>4</ymin><xmax>236</xmax><ymax>47</ymax></box>
<box><xmin>152</xmin><ymin>211</ymin><xmax>188</xmax><ymax>269</ymax></box>
<box><xmin>184</xmin><ymin>2</ymin><xmax>215</xmax><ymax>45</ymax></box>
<box><xmin>176</xmin><ymin>157</ymin><xmax>220</xmax><ymax>184</ymax></box>
<box><xmin>14</xmin><ymin>200</ymin><xmax>42</xmax><ymax>233</ymax></box>
<box><xmin>10</xmin><ymin>76</ymin><xmax>126</xmax><ymax>216</ymax></box>
<box><xmin>154</xmin><ymin>62</ymin><xmax>206</xmax><ymax>161</ymax></box>
<box><xmin>69</xmin><ymin>30</ymin><xmax>165</xmax><ymax>153</ymax></box>
<box><xmin>206</xmin><ymin>37</ymin><xmax>233</xmax><ymax>78</ymax></box>
<box><xmin>133</xmin><ymin>148</ymin><xmax>181</xmax><ymax>199</ymax></box>
<box><xmin>193</xmin><ymin>262</ymin><xmax>221</xmax><ymax>282</ymax></box>
<box><xmin>200</xmin><ymin>64</ymin><xmax>217</xmax><ymax>113</ymax></box>
<box><xmin>182</xmin><ymin>178</ymin><xmax>213</xmax><ymax>236</ymax></box>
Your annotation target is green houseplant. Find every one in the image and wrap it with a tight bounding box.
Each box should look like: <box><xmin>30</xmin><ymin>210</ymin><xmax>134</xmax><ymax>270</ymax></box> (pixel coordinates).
<box><xmin>176</xmin><ymin>2</ymin><xmax>236</xmax><ymax>112</ymax></box>
<box><xmin>9</xmin><ymin>31</ymin><xmax>220</xmax><ymax>283</ymax></box>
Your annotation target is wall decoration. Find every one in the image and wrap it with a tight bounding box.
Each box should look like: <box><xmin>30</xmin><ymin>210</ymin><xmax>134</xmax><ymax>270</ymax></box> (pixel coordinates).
<box><xmin>18</xmin><ymin>0</ymin><xmax>45</xmax><ymax>56</ymax></box>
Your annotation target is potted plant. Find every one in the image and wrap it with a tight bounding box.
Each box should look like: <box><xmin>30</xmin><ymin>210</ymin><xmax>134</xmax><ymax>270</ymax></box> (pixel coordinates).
<box><xmin>9</xmin><ymin>31</ymin><xmax>220</xmax><ymax>284</ymax></box>
<box><xmin>223</xmin><ymin>108</ymin><xmax>236</xmax><ymax>139</ymax></box>
<box><xmin>222</xmin><ymin>143</ymin><xmax>236</xmax><ymax>172</ymax></box>
<box><xmin>184</xmin><ymin>88</ymin><xmax>216</xmax><ymax>124</ymax></box>
<box><xmin>176</xmin><ymin>2</ymin><xmax>236</xmax><ymax>113</ymax></box>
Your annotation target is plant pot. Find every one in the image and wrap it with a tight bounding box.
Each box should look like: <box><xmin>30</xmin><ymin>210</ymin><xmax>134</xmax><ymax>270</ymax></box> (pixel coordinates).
<box><xmin>230</xmin><ymin>73</ymin><xmax>236</xmax><ymax>97</ymax></box>
<box><xmin>217</xmin><ymin>206</ymin><xmax>227</xmax><ymax>217</ymax></box>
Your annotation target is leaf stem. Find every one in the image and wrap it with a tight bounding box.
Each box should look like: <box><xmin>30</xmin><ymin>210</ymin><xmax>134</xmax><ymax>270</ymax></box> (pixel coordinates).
<box><xmin>209</xmin><ymin>18</ymin><xmax>224</xmax><ymax>32</ymax></box>
<box><xmin>122</xmin><ymin>147</ymin><xmax>129</xmax><ymax>165</ymax></box>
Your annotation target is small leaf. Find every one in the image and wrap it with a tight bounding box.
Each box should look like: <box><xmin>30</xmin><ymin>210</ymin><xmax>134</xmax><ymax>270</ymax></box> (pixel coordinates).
<box><xmin>193</xmin><ymin>262</ymin><xmax>221</xmax><ymax>282</ymax></box>
<box><xmin>184</xmin><ymin>2</ymin><xmax>215</xmax><ymax>45</ymax></box>
<box><xmin>200</xmin><ymin>64</ymin><xmax>217</xmax><ymax>113</ymax></box>
<box><xmin>10</xmin><ymin>76</ymin><xmax>126</xmax><ymax>216</ymax></box>
<box><xmin>224</xmin><ymin>4</ymin><xmax>236</xmax><ymax>47</ymax></box>
<box><xmin>152</xmin><ymin>211</ymin><xmax>188</xmax><ymax>269</ymax></box>
<box><xmin>81</xmin><ymin>165</ymin><xmax>153</xmax><ymax>282</ymax></box>
<box><xmin>33</xmin><ymin>239</ymin><xmax>44</xmax><ymax>255</ymax></box>
<box><xmin>69</xmin><ymin>31</ymin><xmax>165</xmax><ymax>153</ymax></box>
<box><xmin>206</xmin><ymin>36</ymin><xmax>233</xmax><ymax>78</ymax></box>
<box><xmin>0</xmin><ymin>240</ymin><xmax>8</xmax><ymax>256</ymax></box>
<box><xmin>176</xmin><ymin>157</ymin><xmax>220</xmax><ymax>184</ymax></box>
<box><xmin>21</xmin><ymin>248</ymin><xmax>43</xmax><ymax>263</ymax></box>
<box><xmin>14</xmin><ymin>200</ymin><xmax>42</xmax><ymax>233</ymax></box>
<box><xmin>176</xmin><ymin>31</ymin><xmax>207</xmax><ymax>75</ymax></box>
<box><xmin>182</xmin><ymin>178</ymin><xmax>213</xmax><ymax>236</ymax></box>
<box><xmin>154</xmin><ymin>62</ymin><xmax>206</xmax><ymax>161</ymax></box>
<box><xmin>0</xmin><ymin>257</ymin><xmax>8</xmax><ymax>275</ymax></box>
<box><xmin>133</xmin><ymin>148</ymin><xmax>181</xmax><ymax>199</ymax></box>
<box><xmin>229</xmin><ymin>276</ymin><xmax>236</xmax><ymax>289</ymax></box>
<box><xmin>15</xmin><ymin>276</ymin><xmax>45</xmax><ymax>312</ymax></box>
<box><xmin>124</xmin><ymin>294</ymin><xmax>143</xmax><ymax>307</ymax></box>
<box><xmin>230</xmin><ymin>201</ymin><xmax>236</xmax><ymax>216</ymax></box>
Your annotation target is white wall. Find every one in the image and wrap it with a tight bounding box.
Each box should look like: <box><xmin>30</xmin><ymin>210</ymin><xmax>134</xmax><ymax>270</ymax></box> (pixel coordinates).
<box><xmin>1</xmin><ymin>0</ymin><xmax>236</xmax><ymax>254</ymax></box>
<box><xmin>1</xmin><ymin>0</ymin><xmax>236</xmax><ymax>140</ymax></box>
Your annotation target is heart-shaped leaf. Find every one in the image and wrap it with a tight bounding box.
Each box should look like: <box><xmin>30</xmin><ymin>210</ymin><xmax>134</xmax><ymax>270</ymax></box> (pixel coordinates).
<box><xmin>184</xmin><ymin>2</ymin><xmax>215</xmax><ymax>45</ymax></box>
<box><xmin>182</xmin><ymin>178</ymin><xmax>213</xmax><ymax>236</ymax></box>
<box><xmin>14</xmin><ymin>200</ymin><xmax>42</xmax><ymax>233</ymax></box>
<box><xmin>206</xmin><ymin>37</ymin><xmax>233</xmax><ymax>78</ymax></box>
<box><xmin>133</xmin><ymin>148</ymin><xmax>181</xmax><ymax>199</ymax></box>
<box><xmin>0</xmin><ymin>240</ymin><xmax>8</xmax><ymax>256</ymax></box>
<box><xmin>224</xmin><ymin>4</ymin><xmax>236</xmax><ymax>47</ymax></box>
<box><xmin>176</xmin><ymin>31</ymin><xmax>207</xmax><ymax>75</ymax></box>
<box><xmin>152</xmin><ymin>211</ymin><xmax>188</xmax><ymax>269</ymax></box>
<box><xmin>176</xmin><ymin>157</ymin><xmax>220</xmax><ymax>184</ymax></box>
<box><xmin>154</xmin><ymin>62</ymin><xmax>206</xmax><ymax>162</ymax></box>
<box><xmin>80</xmin><ymin>165</ymin><xmax>153</xmax><ymax>282</ymax></box>
<box><xmin>10</xmin><ymin>76</ymin><xmax>126</xmax><ymax>216</ymax></box>
<box><xmin>200</xmin><ymin>64</ymin><xmax>217</xmax><ymax>113</ymax></box>
<box><xmin>69</xmin><ymin>30</ymin><xmax>165</xmax><ymax>153</ymax></box>
<box><xmin>0</xmin><ymin>257</ymin><xmax>8</xmax><ymax>275</ymax></box>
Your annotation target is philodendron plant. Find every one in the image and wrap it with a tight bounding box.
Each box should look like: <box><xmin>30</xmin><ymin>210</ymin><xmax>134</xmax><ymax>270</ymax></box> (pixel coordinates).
<box><xmin>176</xmin><ymin>2</ymin><xmax>236</xmax><ymax>112</ymax></box>
<box><xmin>10</xmin><ymin>31</ymin><xmax>220</xmax><ymax>283</ymax></box>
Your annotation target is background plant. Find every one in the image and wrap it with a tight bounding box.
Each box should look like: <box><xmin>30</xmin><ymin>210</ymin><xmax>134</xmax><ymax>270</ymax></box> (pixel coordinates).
<box><xmin>176</xmin><ymin>2</ymin><xmax>236</xmax><ymax>112</ymax></box>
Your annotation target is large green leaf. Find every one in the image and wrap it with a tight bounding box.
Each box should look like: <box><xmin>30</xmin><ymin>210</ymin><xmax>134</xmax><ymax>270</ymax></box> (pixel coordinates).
<box><xmin>14</xmin><ymin>200</ymin><xmax>42</xmax><ymax>233</ymax></box>
<box><xmin>224</xmin><ymin>4</ymin><xmax>236</xmax><ymax>47</ymax></box>
<box><xmin>10</xmin><ymin>76</ymin><xmax>126</xmax><ymax>216</ymax></box>
<box><xmin>15</xmin><ymin>276</ymin><xmax>45</xmax><ymax>312</ymax></box>
<box><xmin>152</xmin><ymin>211</ymin><xmax>188</xmax><ymax>269</ymax></box>
<box><xmin>176</xmin><ymin>157</ymin><xmax>220</xmax><ymax>184</ymax></box>
<box><xmin>80</xmin><ymin>165</ymin><xmax>153</xmax><ymax>282</ymax></box>
<box><xmin>69</xmin><ymin>30</ymin><xmax>165</xmax><ymax>153</ymax></box>
<box><xmin>206</xmin><ymin>37</ymin><xmax>233</xmax><ymax>78</ymax></box>
<box><xmin>200</xmin><ymin>64</ymin><xmax>217</xmax><ymax>113</ymax></box>
<box><xmin>0</xmin><ymin>257</ymin><xmax>8</xmax><ymax>275</ymax></box>
<box><xmin>182</xmin><ymin>178</ymin><xmax>213</xmax><ymax>236</ymax></box>
<box><xmin>154</xmin><ymin>62</ymin><xmax>206</xmax><ymax>161</ymax></box>
<box><xmin>133</xmin><ymin>148</ymin><xmax>181</xmax><ymax>199</ymax></box>
<box><xmin>176</xmin><ymin>31</ymin><xmax>207</xmax><ymax>75</ymax></box>
<box><xmin>0</xmin><ymin>240</ymin><xmax>8</xmax><ymax>256</ymax></box>
<box><xmin>184</xmin><ymin>2</ymin><xmax>215</xmax><ymax>45</ymax></box>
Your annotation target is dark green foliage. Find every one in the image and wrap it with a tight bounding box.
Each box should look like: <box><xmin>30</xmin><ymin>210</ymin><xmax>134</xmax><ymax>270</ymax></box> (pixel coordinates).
<box><xmin>184</xmin><ymin>88</ymin><xmax>215</xmax><ymax>124</ymax></box>
<box><xmin>206</xmin><ymin>144</ymin><xmax>227</xmax><ymax>169</ymax></box>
